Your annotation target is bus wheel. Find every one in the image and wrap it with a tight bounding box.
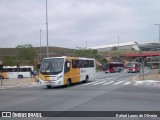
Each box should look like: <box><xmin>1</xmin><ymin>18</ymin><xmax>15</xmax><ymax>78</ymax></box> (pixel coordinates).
<box><xmin>84</xmin><ymin>76</ymin><xmax>89</xmax><ymax>83</ymax></box>
<box><xmin>46</xmin><ymin>85</ymin><xmax>52</xmax><ymax>89</ymax></box>
<box><xmin>18</xmin><ymin>75</ymin><xmax>23</xmax><ymax>79</ymax></box>
<box><xmin>66</xmin><ymin>79</ymin><xmax>71</xmax><ymax>87</ymax></box>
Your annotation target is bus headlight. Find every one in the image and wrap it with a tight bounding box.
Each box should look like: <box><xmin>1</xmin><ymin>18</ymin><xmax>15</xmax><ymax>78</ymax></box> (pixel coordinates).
<box><xmin>58</xmin><ymin>81</ymin><xmax>62</xmax><ymax>84</ymax></box>
<box><xmin>57</xmin><ymin>75</ymin><xmax>62</xmax><ymax>80</ymax></box>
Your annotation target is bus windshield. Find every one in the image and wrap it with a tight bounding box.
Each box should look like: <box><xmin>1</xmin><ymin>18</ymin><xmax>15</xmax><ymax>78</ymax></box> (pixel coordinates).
<box><xmin>102</xmin><ymin>64</ymin><xmax>109</xmax><ymax>69</ymax></box>
<box><xmin>127</xmin><ymin>63</ymin><xmax>135</xmax><ymax>68</ymax></box>
<box><xmin>40</xmin><ymin>58</ymin><xmax>64</xmax><ymax>75</ymax></box>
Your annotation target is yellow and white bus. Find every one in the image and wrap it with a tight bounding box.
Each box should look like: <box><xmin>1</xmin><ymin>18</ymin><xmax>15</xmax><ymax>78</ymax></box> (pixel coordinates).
<box><xmin>39</xmin><ymin>56</ymin><xmax>96</xmax><ymax>88</ymax></box>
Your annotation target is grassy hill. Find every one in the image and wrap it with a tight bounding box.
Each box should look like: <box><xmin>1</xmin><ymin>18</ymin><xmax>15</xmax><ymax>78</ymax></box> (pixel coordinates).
<box><xmin>0</xmin><ymin>46</ymin><xmax>74</xmax><ymax>57</ymax></box>
<box><xmin>0</xmin><ymin>46</ymin><xmax>153</xmax><ymax>67</ymax></box>
<box><xmin>0</xmin><ymin>46</ymin><xmax>75</xmax><ymax>66</ymax></box>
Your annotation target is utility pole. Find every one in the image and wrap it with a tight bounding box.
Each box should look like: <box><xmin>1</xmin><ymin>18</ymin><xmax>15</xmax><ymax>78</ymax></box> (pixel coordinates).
<box><xmin>154</xmin><ymin>24</ymin><xmax>160</xmax><ymax>74</ymax></box>
<box><xmin>46</xmin><ymin>0</ymin><xmax>49</xmax><ymax>57</ymax></box>
<box><xmin>118</xmin><ymin>35</ymin><xmax>119</xmax><ymax>47</ymax></box>
<box><xmin>85</xmin><ymin>41</ymin><xmax>88</xmax><ymax>49</ymax></box>
<box><xmin>0</xmin><ymin>54</ymin><xmax>3</xmax><ymax>86</ymax></box>
<box><xmin>40</xmin><ymin>30</ymin><xmax>42</xmax><ymax>62</ymax></box>
<box><xmin>0</xmin><ymin>69</ymin><xmax>2</xmax><ymax>86</ymax></box>
<box><xmin>135</xmin><ymin>42</ymin><xmax>144</xmax><ymax>80</ymax></box>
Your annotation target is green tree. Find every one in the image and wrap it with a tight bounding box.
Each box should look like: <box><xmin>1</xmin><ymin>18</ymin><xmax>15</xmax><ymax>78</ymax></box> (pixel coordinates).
<box><xmin>73</xmin><ymin>48</ymin><xmax>100</xmax><ymax>58</ymax></box>
<box><xmin>101</xmin><ymin>58</ymin><xmax>108</xmax><ymax>63</ymax></box>
<box><xmin>16</xmin><ymin>44</ymin><xmax>37</xmax><ymax>65</ymax></box>
<box><xmin>2</xmin><ymin>56</ymin><xmax>17</xmax><ymax>66</ymax></box>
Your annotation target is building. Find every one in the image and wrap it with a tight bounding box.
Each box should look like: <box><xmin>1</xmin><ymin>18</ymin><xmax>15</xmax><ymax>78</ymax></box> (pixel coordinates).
<box><xmin>137</xmin><ymin>43</ymin><xmax>160</xmax><ymax>51</ymax></box>
<box><xmin>88</xmin><ymin>42</ymin><xmax>160</xmax><ymax>52</ymax></box>
<box><xmin>88</xmin><ymin>42</ymin><xmax>139</xmax><ymax>51</ymax></box>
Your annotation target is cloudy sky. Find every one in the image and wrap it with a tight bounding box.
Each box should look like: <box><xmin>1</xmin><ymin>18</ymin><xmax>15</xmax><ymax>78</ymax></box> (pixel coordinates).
<box><xmin>0</xmin><ymin>0</ymin><xmax>160</xmax><ymax>49</ymax></box>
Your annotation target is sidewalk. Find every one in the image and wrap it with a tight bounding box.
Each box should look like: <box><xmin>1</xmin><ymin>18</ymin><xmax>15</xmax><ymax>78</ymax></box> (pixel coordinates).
<box><xmin>134</xmin><ymin>69</ymin><xmax>160</xmax><ymax>81</ymax></box>
<box><xmin>0</xmin><ymin>77</ymin><xmax>38</xmax><ymax>88</ymax></box>
<box><xmin>134</xmin><ymin>69</ymin><xmax>160</xmax><ymax>86</ymax></box>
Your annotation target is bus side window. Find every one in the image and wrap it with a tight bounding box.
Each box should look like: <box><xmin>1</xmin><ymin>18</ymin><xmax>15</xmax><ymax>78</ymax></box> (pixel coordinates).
<box><xmin>89</xmin><ymin>60</ymin><xmax>94</xmax><ymax>67</ymax></box>
<box><xmin>64</xmin><ymin>61</ymin><xmax>70</xmax><ymax>73</ymax></box>
<box><xmin>77</xmin><ymin>60</ymin><xmax>83</xmax><ymax>68</ymax></box>
<box><xmin>72</xmin><ymin>60</ymin><xmax>78</xmax><ymax>68</ymax></box>
<box><xmin>79</xmin><ymin>60</ymin><xmax>84</xmax><ymax>68</ymax></box>
<box><xmin>84</xmin><ymin>60</ymin><xmax>89</xmax><ymax>68</ymax></box>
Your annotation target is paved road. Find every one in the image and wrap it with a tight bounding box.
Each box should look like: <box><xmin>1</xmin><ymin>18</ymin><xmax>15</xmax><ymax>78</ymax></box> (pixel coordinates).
<box><xmin>0</xmin><ymin>68</ymin><xmax>155</xmax><ymax>89</ymax></box>
<box><xmin>0</xmin><ymin>69</ymin><xmax>160</xmax><ymax>120</ymax></box>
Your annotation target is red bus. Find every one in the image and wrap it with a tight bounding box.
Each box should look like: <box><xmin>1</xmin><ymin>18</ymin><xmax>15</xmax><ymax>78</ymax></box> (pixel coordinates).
<box><xmin>102</xmin><ymin>62</ymin><xmax>124</xmax><ymax>73</ymax></box>
<box><xmin>126</xmin><ymin>62</ymin><xmax>141</xmax><ymax>73</ymax></box>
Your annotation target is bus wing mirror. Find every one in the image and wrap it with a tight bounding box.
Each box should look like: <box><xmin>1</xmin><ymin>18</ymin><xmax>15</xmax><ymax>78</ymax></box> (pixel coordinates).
<box><xmin>67</xmin><ymin>63</ymin><xmax>70</xmax><ymax>68</ymax></box>
<box><xmin>37</xmin><ymin>64</ymin><xmax>41</xmax><ymax>69</ymax></box>
<box><xmin>0</xmin><ymin>64</ymin><xmax>3</xmax><ymax>71</ymax></box>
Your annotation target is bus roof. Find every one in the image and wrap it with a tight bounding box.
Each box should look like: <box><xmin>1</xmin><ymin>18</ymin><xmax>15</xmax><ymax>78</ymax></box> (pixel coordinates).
<box><xmin>127</xmin><ymin>62</ymin><xmax>141</xmax><ymax>64</ymax></box>
<box><xmin>109</xmin><ymin>62</ymin><xmax>124</xmax><ymax>63</ymax></box>
<box><xmin>3</xmin><ymin>66</ymin><xmax>33</xmax><ymax>68</ymax></box>
<box><xmin>43</xmin><ymin>56</ymin><xmax>95</xmax><ymax>60</ymax></box>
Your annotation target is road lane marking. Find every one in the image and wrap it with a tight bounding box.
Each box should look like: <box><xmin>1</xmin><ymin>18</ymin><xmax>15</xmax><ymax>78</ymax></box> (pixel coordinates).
<box><xmin>113</xmin><ymin>81</ymin><xmax>124</xmax><ymax>85</ymax></box>
<box><xmin>92</xmin><ymin>81</ymin><xmax>107</xmax><ymax>85</ymax></box>
<box><xmin>134</xmin><ymin>83</ymin><xmax>140</xmax><ymax>85</ymax></box>
<box><xmin>123</xmin><ymin>82</ymin><xmax>131</xmax><ymax>85</ymax></box>
<box><xmin>102</xmin><ymin>81</ymin><xmax>115</xmax><ymax>85</ymax></box>
<box><xmin>83</xmin><ymin>81</ymin><xmax>102</xmax><ymax>85</ymax></box>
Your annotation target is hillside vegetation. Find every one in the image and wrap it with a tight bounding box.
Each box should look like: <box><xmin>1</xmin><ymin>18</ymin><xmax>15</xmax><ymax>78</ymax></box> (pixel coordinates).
<box><xmin>1</xmin><ymin>44</ymin><xmax>140</xmax><ymax>68</ymax></box>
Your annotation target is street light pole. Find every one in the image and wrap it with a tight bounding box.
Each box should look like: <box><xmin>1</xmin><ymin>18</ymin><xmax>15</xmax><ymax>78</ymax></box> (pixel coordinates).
<box><xmin>40</xmin><ymin>30</ymin><xmax>42</xmax><ymax>62</ymax></box>
<box><xmin>154</xmin><ymin>24</ymin><xmax>160</xmax><ymax>74</ymax></box>
<box><xmin>118</xmin><ymin>35</ymin><xmax>119</xmax><ymax>47</ymax></box>
<box><xmin>85</xmin><ymin>41</ymin><xmax>87</xmax><ymax>49</ymax></box>
<box><xmin>46</xmin><ymin>0</ymin><xmax>49</xmax><ymax>58</ymax></box>
<box><xmin>0</xmin><ymin>54</ymin><xmax>3</xmax><ymax>86</ymax></box>
<box><xmin>135</xmin><ymin>42</ymin><xmax>144</xmax><ymax>80</ymax></box>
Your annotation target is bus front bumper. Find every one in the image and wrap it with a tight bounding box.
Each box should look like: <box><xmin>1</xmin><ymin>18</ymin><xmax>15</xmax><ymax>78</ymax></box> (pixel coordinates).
<box><xmin>104</xmin><ymin>70</ymin><xmax>109</xmax><ymax>73</ymax></box>
<box><xmin>127</xmin><ymin>69</ymin><xmax>136</xmax><ymax>73</ymax></box>
<box><xmin>39</xmin><ymin>78</ymin><xmax>63</xmax><ymax>87</ymax></box>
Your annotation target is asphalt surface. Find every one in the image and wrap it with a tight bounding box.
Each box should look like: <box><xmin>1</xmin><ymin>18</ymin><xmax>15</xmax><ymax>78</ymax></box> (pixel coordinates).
<box><xmin>0</xmin><ymin>69</ymin><xmax>160</xmax><ymax>120</ymax></box>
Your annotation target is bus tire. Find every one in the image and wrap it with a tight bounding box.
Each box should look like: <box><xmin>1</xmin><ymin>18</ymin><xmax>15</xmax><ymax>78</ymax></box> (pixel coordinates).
<box><xmin>66</xmin><ymin>79</ymin><xmax>71</xmax><ymax>87</ymax></box>
<box><xmin>83</xmin><ymin>75</ymin><xmax>89</xmax><ymax>83</ymax></box>
<box><xmin>18</xmin><ymin>75</ymin><xmax>23</xmax><ymax>79</ymax></box>
<box><xmin>46</xmin><ymin>85</ymin><xmax>52</xmax><ymax>89</ymax></box>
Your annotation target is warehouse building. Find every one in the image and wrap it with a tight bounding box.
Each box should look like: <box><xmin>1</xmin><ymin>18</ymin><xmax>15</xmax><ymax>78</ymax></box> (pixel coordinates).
<box><xmin>88</xmin><ymin>42</ymin><xmax>160</xmax><ymax>52</ymax></box>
